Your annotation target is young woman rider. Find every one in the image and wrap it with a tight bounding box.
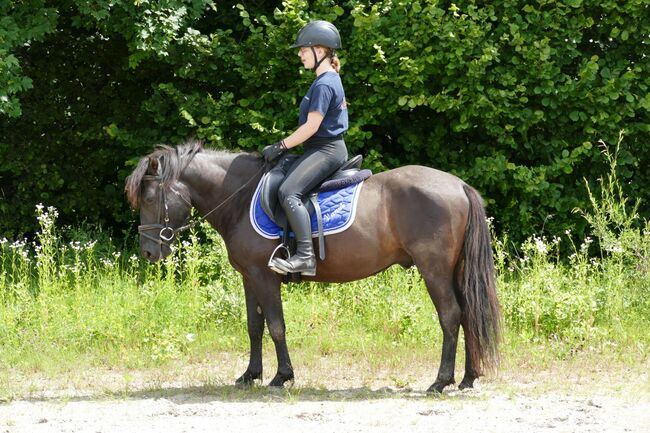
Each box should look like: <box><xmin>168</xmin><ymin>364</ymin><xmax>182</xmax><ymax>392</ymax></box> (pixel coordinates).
<box><xmin>262</xmin><ymin>20</ymin><xmax>349</xmax><ymax>276</ymax></box>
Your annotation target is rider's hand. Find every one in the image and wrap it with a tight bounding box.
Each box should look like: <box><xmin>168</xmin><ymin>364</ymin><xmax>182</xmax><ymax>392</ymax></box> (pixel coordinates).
<box><xmin>262</xmin><ymin>141</ymin><xmax>287</xmax><ymax>163</ymax></box>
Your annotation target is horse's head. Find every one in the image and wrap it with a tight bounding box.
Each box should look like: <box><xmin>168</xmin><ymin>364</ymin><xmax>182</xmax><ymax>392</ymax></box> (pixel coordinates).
<box><xmin>126</xmin><ymin>147</ymin><xmax>195</xmax><ymax>262</ymax></box>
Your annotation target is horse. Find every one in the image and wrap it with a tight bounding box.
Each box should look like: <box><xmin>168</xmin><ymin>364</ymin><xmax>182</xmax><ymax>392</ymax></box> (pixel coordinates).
<box><xmin>125</xmin><ymin>139</ymin><xmax>501</xmax><ymax>393</ymax></box>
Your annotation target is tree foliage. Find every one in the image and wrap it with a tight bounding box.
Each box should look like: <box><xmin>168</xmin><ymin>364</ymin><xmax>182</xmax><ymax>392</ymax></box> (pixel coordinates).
<box><xmin>1</xmin><ymin>0</ymin><xmax>648</xmax><ymax>242</ymax></box>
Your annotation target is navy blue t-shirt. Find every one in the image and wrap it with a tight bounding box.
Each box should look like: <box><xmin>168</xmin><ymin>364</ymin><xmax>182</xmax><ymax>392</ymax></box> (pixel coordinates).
<box><xmin>298</xmin><ymin>71</ymin><xmax>348</xmax><ymax>138</ymax></box>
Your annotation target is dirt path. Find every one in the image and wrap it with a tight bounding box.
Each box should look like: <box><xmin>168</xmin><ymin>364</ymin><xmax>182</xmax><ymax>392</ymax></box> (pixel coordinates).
<box><xmin>2</xmin><ymin>354</ymin><xmax>649</xmax><ymax>433</ymax></box>
<box><xmin>3</xmin><ymin>390</ymin><xmax>649</xmax><ymax>433</ymax></box>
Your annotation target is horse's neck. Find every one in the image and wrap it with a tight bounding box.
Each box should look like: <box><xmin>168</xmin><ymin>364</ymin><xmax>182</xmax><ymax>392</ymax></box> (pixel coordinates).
<box><xmin>184</xmin><ymin>152</ymin><xmax>261</xmax><ymax>233</ymax></box>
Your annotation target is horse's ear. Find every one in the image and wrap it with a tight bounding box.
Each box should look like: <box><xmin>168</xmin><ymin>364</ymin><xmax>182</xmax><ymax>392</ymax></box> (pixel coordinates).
<box><xmin>148</xmin><ymin>156</ymin><xmax>160</xmax><ymax>175</ymax></box>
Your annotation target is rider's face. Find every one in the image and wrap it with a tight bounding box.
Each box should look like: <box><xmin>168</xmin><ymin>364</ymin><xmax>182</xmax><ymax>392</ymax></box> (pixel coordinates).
<box><xmin>298</xmin><ymin>47</ymin><xmax>312</xmax><ymax>69</ymax></box>
<box><xmin>298</xmin><ymin>46</ymin><xmax>325</xmax><ymax>70</ymax></box>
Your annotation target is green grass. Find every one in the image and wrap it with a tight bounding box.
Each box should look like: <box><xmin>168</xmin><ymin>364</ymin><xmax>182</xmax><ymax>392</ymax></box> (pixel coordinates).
<box><xmin>1</xmin><ymin>136</ymin><xmax>649</xmax><ymax>398</ymax></box>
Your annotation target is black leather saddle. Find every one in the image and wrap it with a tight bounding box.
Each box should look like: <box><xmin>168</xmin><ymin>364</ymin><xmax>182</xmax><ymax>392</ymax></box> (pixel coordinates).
<box><xmin>259</xmin><ymin>154</ymin><xmax>372</xmax><ymax>260</ymax></box>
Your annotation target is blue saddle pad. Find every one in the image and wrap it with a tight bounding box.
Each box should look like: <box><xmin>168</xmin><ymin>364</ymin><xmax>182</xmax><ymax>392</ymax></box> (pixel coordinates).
<box><xmin>250</xmin><ymin>179</ymin><xmax>364</xmax><ymax>239</ymax></box>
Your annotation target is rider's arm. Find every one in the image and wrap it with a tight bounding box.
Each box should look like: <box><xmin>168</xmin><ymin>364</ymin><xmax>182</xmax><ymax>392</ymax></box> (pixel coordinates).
<box><xmin>282</xmin><ymin>111</ymin><xmax>324</xmax><ymax>149</ymax></box>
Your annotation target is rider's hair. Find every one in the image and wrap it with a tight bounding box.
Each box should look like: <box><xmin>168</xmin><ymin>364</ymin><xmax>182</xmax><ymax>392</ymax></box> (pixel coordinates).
<box><xmin>321</xmin><ymin>46</ymin><xmax>340</xmax><ymax>73</ymax></box>
<box><xmin>331</xmin><ymin>53</ymin><xmax>341</xmax><ymax>73</ymax></box>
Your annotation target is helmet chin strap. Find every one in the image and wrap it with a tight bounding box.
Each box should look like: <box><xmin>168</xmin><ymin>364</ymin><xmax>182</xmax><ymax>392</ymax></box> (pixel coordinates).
<box><xmin>310</xmin><ymin>46</ymin><xmax>328</xmax><ymax>72</ymax></box>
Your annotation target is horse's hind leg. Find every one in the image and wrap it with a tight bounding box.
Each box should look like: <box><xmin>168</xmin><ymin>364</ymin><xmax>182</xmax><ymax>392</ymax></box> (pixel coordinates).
<box><xmin>459</xmin><ymin>317</ymin><xmax>480</xmax><ymax>389</ymax></box>
<box><xmin>420</xmin><ymin>269</ymin><xmax>462</xmax><ymax>393</ymax></box>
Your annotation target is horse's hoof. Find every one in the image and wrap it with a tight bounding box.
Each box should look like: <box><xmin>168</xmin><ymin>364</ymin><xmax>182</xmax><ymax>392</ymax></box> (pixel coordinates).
<box><xmin>235</xmin><ymin>370</ymin><xmax>262</xmax><ymax>387</ymax></box>
<box><xmin>427</xmin><ymin>379</ymin><xmax>454</xmax><ymax>394</ymax></box>
<box><xmin>268</xmin><ymin>372</ymin><xmax>294</xmax><ymax>388</ymax></box>
<box><xmin>458</xmin><ymin>377</ymin><xmax>476</xmax><ymax>390</ymax></box>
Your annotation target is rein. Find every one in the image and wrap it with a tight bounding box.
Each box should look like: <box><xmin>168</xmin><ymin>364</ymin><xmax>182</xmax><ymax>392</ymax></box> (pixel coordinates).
<box><xmin>138</xmin><ymin>164</ymin><xmax>266</xmax><ymax>246</ymax></box>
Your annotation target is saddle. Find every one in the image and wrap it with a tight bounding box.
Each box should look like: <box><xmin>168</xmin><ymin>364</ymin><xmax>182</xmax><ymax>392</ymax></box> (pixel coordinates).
<box><xmin>259</xmin><ymin>154</ymin><xmax>371</xmax><ymax>261</ymax></box>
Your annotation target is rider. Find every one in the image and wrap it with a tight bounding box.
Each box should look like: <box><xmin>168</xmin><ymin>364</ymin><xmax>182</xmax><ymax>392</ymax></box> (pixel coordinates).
<box><xmin>262</xmin><ymin>20</ymin><xmax>349</xmax><ymax>276</ymax></box>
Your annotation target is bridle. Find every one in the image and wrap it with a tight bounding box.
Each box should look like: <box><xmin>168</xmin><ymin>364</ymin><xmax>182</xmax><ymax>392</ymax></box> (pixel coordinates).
<box><xmin>137</xmin><ymin>175</ymin><xmax>194</xmax><ymax>247</ymax></box>
<box><xmin>137</xmin><ymin>165</ymin><xmax>266</xmax><ymax>249</ymax></box>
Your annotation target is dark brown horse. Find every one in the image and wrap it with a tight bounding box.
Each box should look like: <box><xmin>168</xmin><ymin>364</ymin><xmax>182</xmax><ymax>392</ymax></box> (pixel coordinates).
<box><xmin>125</xmin><ymin>140</ymin><xmax>501</xmax><ymax>393</ymax></box>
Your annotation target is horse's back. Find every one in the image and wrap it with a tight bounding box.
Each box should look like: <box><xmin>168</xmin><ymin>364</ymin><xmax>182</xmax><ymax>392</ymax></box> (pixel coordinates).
<box><xmin>364</xmin><ymin>165</ymin><xmax>469</xmax><ymax>214</ymax></box>
<box><xmin>298</xmin><ymin>165</ymin><xmax>472</xmax><ymax>282</ymax></box>
<box><xmin>375</xmin><ymin>165</ymin><xmax>467</xmax><ymax>194</ymax></box>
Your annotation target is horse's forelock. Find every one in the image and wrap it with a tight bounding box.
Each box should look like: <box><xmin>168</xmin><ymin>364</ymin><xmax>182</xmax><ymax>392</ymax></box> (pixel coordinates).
<box><xmin>125</xmin><ymin>157</ymin><xmax>150</xmax><ymax>209</ymax></box>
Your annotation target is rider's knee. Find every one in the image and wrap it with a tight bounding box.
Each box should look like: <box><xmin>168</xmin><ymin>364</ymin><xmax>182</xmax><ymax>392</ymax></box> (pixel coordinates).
<box><xmin>278</xmin><ymin>186</ymin><xmax>301</xmax><ymax>208</ymax></box>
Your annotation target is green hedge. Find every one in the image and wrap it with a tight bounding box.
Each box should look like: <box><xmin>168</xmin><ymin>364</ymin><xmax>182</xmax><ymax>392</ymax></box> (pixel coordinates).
<box><xmin>1</xmin><ymin>0</ymin><xmax>648</xmax><ymax>243</ymax></box>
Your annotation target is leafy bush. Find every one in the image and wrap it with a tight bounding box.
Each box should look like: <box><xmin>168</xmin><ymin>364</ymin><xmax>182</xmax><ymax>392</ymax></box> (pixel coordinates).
<box><xmin>1</xmin><ymin>1</ymin><xmax>648</xmax><ymax>243</ymax></box>
<box><xmin>498</xmin><ymin>136</ymin><xmax>650</xmax><ymax>352</ymax></box>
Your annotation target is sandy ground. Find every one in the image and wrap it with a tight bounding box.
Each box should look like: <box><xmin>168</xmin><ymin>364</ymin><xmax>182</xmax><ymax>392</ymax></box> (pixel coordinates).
<box><xmin>1</xmin><ymin>353</ymin><xmax>649</xmax><ymax>433</ymax></box>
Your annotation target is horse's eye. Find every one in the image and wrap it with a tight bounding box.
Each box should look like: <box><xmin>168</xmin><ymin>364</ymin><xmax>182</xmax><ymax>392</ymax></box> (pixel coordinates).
<box><xmin>143</xmin><ymin>194</ymin><xmax>156</xmax><ymax>205</ymax></box>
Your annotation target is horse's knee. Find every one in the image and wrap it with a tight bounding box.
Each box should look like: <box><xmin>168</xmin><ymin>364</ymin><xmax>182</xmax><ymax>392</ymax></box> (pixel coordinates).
<box><xmin>267</xmin><ymin>321</ymin><xmax>286</xmax><ymax>342</ymax></box>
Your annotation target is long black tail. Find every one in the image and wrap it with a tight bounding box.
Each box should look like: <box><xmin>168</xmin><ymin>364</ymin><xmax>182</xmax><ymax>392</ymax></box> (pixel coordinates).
<box><xmin>460</xmin><ymin>184</ymin><xmax>501</xmax><ymax>373</ymax></box>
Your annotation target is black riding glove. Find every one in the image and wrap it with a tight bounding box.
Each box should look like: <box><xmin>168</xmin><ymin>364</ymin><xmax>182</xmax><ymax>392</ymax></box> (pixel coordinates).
<box><xmin>262</xmin><ymin>141</ymin><xmax>287</xmax><ymax>163</ymax></box>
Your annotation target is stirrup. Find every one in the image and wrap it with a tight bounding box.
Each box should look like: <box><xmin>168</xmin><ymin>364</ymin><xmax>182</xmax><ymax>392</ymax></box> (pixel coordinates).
<box><xmin>267</xmin><ymin>243</ymin><xmax>291</xmax><ymax>275</ymax></box>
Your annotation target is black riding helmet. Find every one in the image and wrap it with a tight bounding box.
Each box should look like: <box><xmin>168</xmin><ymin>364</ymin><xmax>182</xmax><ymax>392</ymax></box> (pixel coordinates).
<box><xmin>291</xmin><ymin>21</ymin><xmax>342</xmax><ymax>72</ymax></box>
<box><xmin>290</xmin><ymin>20</ymin><xmax>342</xmax><ymax>49</ymax></box>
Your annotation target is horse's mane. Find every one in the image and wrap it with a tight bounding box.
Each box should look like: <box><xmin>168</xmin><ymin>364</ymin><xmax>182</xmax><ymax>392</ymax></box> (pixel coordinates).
<box><xmin>125</xmin><ymin>139</ymin><xmax>205</xmax><ymax>209</ymax></box>
<box><xmin>125</xmin><ymin>138</ymin><xmax>265</xmax><ymax>209</ymax></box>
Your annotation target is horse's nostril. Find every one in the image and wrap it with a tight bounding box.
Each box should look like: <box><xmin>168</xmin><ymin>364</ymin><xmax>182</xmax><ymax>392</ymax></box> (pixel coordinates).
<box><xmin>142</xmin><ymin>248</ymin><xmax>160</xmax><ymax>263</ymax></box>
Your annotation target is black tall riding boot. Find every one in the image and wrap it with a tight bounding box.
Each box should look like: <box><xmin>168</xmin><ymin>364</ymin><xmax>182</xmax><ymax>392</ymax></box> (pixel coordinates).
<box><xmin>271</xmin><ymin>197</ymin><xmax>316</xmax><ymax>276</ymax></box>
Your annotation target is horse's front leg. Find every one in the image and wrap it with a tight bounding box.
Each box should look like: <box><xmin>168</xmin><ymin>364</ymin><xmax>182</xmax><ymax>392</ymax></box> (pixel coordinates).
<box><xmin>242</xmin><ymin>270</ymin><xmax>294</xmax><ymax>388</ymax></box>
<box><xmin>263</xmin><ymin>286</ymin><xmax>294</xmax><ymax>387</ymax></box>
<box><xmin>235</xmin><ymin>282</ymin><xmax>265</xmax><ymax>386</ymax></box>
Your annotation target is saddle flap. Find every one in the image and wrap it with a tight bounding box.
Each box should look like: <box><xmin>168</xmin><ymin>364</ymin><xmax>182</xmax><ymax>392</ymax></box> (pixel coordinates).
<box><xmin>258</xmin><ymin>154</ymin><xmax>370</xmax><ymax>229</ymax></box>
<box><xmin>260</xmin><ymin>154</ymin><xmax>299</xmax><ymax>225</ymax></box>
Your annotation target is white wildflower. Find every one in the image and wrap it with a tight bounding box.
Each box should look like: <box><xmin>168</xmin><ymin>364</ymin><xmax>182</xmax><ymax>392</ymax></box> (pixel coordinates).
<box><xmin>10</xmin><ymin>239</ymin><xmax>27</xmax><ymax>249</ymax></box>
<box><xmin>606</xmin><ymin>244</ymin><xmax>624</xmax><ymax>254</ymax></box>
<box><xmin>580</xmin><ymin>237</ymin><xmax>593</xmax><ymax>253</ymax></box>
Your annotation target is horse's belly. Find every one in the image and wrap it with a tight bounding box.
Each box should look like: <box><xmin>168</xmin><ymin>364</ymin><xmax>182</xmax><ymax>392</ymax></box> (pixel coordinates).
<box><xmin>307</xmin><ymin>186</ymin><xmax>411</xmax><ymax>282</ymax></box>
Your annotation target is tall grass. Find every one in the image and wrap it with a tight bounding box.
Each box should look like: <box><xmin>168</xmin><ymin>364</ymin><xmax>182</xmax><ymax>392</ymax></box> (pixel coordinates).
<box><xmin>497</xmin><ymin>134</ymin><xmax>650</xmax><ymax>360</ymax></box>
<box><xmin>0</xmin><ymin>212</ymin><xmax>438</xmax><ymax>372</ymax></box>
<box><xmin>0</xmin><ymin>212</ymin><xmax>248</xmax><ymax>371</ymax></box>
<box><xmin>1</xmin><ymin>135</ymin><xmax>648</xmax><ymax>381</ymax></box>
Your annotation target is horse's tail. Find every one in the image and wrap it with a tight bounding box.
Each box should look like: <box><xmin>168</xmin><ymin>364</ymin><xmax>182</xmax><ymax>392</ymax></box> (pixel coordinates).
<box><xmin>459</xmin><ymin>184</ymin><xmax>501</xmax><ymax>374</ymax></box>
